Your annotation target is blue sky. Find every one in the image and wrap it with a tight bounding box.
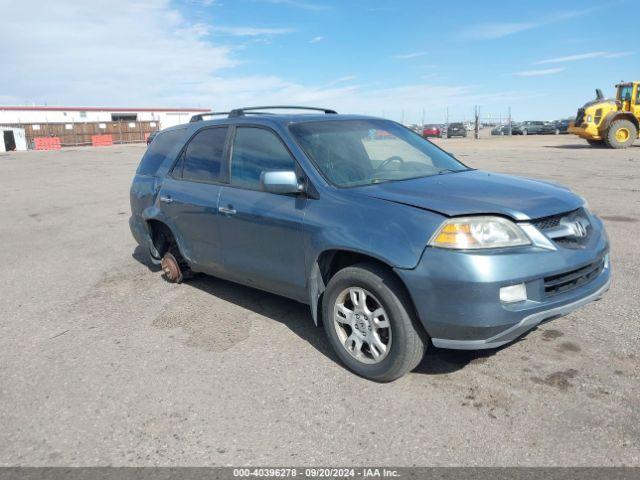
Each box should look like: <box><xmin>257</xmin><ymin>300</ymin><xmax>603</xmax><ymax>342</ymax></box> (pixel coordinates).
<box><xmin>0</xmin><ymin>0</ymin><xmax>637</xmax><ymax>123</ymax></box>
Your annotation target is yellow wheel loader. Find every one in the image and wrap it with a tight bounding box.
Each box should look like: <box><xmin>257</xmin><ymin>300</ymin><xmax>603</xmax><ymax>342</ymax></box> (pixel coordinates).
<box><xmin>569</xmin><ymin>81</ymin><xmax>640</xmax><ymax>148</ymax></box>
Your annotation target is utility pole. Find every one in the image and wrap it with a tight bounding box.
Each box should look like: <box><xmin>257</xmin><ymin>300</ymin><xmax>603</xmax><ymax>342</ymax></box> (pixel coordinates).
<box><xmin>474</xmin><ymin>106</ymin><xmax>480</xmax><ymax>140</ymax></box>
<box><xmin>508</xmin><ymin>107</ymin><xmax>512</xmax><ymax>136</ymax></box>
<box><xmin>421</xmin><ymin>108</ymin><xmax>425</xmax><ymax>127</ymax></box>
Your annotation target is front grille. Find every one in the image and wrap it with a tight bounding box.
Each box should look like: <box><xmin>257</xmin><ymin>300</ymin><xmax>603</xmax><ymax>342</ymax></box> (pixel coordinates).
<box><xmin>544</xmin><ymin>258</ymin><xmax>604</xmax><ymax>297</ymax></box>
<box><xmin>531</xmin><ymin>212</ymin><xmax>567</xmax><ymax>230</ymax></box>
<box><xmin>575</xmin><ymin>108</ymin><xmax>585</xmax><ymax>127</ymax></box>
<box><xmin>530</xmin><ymin>208</ymin><xmax>592</xmax><ymax>248</ymax></box>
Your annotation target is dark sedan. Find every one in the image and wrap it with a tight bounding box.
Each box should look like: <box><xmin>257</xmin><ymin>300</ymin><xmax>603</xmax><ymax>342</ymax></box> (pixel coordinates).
<box><xmin>491</xmin><ymin>124</ymin><xmax>523</xmax><ymax>136</ymax></box>
<box><xmin>520</xmin><ymin>121</ymin><xmax>559</xmax><ymax>135</ymax></box>
<box><xmin>552</xmin><ymin>119</ymin><xmax>573</xmax><ymax>134</ymax></box>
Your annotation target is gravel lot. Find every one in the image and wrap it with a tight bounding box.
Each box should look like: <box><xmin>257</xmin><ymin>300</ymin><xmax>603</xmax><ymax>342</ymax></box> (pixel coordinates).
<box><xmin>1</xmin><ymin>135</ymin><xmax>638</xmax><ymax>466</ymax></box>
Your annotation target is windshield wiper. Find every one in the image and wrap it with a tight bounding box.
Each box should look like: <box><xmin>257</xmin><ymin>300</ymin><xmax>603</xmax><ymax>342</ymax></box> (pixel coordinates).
<box><xmin>438</xmin><ymin>168</ymin><xmax>471</xmax><ymax>175</ymax></box>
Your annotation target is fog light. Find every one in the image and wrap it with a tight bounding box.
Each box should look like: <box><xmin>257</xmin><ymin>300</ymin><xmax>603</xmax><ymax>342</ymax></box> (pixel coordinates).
<box><xmin>500</xmin><ymin>283</ymin><xmax>527</xmax><ymax>303</ymax></box>
<box><xmin>604</xmin><ymin>254</ymin><xmax>610</xmax><ymax>269</ymax></box>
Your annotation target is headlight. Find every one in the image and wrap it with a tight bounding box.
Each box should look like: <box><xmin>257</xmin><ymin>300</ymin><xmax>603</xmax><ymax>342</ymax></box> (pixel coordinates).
<box><xmin>429</xmin><ymin>216</ymin><xmax>531</xmax><ymax>249</ymax></box>
<box><xmin>586</xmin><ymin>115</ymin><xmax>593</xmax><ymax>123</ymax></box>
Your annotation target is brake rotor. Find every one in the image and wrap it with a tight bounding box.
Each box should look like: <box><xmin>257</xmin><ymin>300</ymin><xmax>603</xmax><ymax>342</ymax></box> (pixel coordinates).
<box><xmin>160</xmin><ymin>252</ymin><xmax>183</xmax><ymax>283</ymax></box>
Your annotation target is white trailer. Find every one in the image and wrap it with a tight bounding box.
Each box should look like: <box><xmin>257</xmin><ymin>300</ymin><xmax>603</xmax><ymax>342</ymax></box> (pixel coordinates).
<box><xmin>0</xmin><ymin>126</ymin><xmax>27</xmax><ymax>152</ymax></box>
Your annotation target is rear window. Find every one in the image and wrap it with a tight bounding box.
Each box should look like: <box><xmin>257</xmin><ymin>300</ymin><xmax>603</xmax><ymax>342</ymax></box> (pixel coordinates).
<box><xmin>136</xmin><ymin>128</ymin><xmax>187</xmax><ymax>176</ymax></box>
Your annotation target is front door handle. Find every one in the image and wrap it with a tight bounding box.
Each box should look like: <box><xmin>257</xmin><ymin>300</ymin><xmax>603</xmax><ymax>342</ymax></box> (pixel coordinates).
<box><xmin>160</xmin><ymin>195</ymin><xmax>173</xmax><ymax>204</ymax></box>
<box><xmin>218</xmin><ymin>206</ymin><xmax>237</xmax><ymax>215</ymax></box>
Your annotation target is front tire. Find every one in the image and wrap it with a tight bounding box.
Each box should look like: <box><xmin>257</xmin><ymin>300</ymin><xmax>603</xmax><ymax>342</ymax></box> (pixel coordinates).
<box><xmin>322</xmin><ymin>263</ymin><xmax>427</xmax><ymax>382</ymax></box>
<box><xmin>606</xmin><ymin>119</ymin><xmax>637</xmax><ymax>149</ymax></box>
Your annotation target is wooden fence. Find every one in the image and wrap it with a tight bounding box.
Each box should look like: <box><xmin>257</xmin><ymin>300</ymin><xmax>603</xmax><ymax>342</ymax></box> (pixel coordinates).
<box><xmin>4</xmin><ymin>121</ymin><xmax>160</xmax><ymax>147</ymax></box>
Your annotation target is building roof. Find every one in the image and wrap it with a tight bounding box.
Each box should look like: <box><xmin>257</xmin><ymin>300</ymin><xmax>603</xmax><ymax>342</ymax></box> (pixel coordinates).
<box><xmin>0</xmin><ymin>106</ymin><xmax>210</xmax><ymax>112</ymax></box>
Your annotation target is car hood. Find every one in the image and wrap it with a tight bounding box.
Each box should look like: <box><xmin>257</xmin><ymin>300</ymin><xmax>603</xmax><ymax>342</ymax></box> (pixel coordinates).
<box><xmin>352</xmin><ymin>170</ymin><xmax>582</xmax><ymax>220</ymax></box>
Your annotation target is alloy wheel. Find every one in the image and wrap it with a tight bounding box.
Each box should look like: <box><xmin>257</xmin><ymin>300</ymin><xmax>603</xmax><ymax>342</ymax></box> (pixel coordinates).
<box><xmin>333</xmin><ymin>287</ymin><xmax>391</xmax><ymax>364</ymax></box>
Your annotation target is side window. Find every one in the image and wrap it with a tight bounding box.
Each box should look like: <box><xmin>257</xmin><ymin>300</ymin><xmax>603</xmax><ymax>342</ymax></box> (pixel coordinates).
<box><xmin>181</xmin><ymin>127</ymin><xmax>228</xmax><ymax>183</ymax></box>
<box><xmin>231</xmin><ymin>127</ymin><xmax>295</xmax><ymax>190</ymax></box>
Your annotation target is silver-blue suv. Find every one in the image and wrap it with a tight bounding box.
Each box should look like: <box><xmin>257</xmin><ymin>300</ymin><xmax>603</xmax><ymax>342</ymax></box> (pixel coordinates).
<box><xmin>130</xmin><ymin>106</ymin><xmax>611</xmax><ymax>381</ymax></box>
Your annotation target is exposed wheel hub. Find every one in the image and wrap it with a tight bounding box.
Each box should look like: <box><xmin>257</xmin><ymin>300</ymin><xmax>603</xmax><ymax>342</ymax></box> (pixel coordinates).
<box><xmin>160</xmin><ymin>252</ymin><xmax>183</xmax><ymax>283</ymax></box>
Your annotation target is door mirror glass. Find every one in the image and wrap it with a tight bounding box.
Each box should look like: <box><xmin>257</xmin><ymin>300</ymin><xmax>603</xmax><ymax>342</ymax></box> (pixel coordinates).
<box><xmin>261</xmin><ymin>170</ymin><xmax>301</xmax><ymax>194</ymax></box>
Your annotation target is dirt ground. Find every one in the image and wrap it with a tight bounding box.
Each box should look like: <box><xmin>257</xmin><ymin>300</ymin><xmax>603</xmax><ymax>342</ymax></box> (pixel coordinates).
<box><xmin>0</xmin><ymin>134</ymin><xmax>638</xmax><ymax>466</ymax></box>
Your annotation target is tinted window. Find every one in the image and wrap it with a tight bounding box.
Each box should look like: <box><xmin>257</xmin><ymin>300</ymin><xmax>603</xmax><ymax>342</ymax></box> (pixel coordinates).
<box><xmin>231</xmin><ymin>127</ymin><xmax>295</xmax><ymax>190</ymax></box>
<box><xmin>181</xmin><ymin>127</ymin><xmax>228</xmax><ymax>183</ymax></box>
<box><xmin>137</xmin><ymin>128</ymin><xmax>187</xmax><ymax>175</ymax></box>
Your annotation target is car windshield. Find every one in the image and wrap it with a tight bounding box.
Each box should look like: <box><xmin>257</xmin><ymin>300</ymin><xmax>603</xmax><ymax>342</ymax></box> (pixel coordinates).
<box><xmin>289</xmin><ymin>119</ymin><xmax>468</xmax><ymax>187</ymax></box>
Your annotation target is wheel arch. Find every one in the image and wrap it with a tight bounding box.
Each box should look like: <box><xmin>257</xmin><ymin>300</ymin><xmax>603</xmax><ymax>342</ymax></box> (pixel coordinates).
<box><xmin>146</xmin><ymin>218</ymin><xmax>176</xmax><ymax>259</ymax></box>
<box><xmin>308</xmin><ymin>249</ymin><xmax>422</xmax><ymax>332</ymax></box>
<box><xmin>601</xmin><ymin>112</ymin><xmax>639</xmax><ymax>133</ymax></box>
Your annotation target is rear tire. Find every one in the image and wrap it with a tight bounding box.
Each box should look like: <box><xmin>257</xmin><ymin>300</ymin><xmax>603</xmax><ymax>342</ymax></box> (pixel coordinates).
<box><xmin>606</xmin><ymin>119</ymin><xmax>637</xmax><ymax>149</ymax></box>
<box><xmin>322</xmin><ymin>263</ymin><xmax>427</xmax><ymax>382</ymax></box>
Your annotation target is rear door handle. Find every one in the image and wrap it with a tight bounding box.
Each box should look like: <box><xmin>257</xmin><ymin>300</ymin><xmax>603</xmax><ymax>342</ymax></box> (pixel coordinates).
<box><xmin>160</xmin><ymin>196</ymin><xmax>173</xmax><ymax>204</ymax></box>
<box><xmin>218</xmin><ymin>206</ymin><xmax>237</xmax><ymax>215</ymax></box>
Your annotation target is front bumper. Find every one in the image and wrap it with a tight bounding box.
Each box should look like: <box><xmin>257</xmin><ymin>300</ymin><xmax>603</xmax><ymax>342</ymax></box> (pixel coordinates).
<box><xmin>395</xmin><ymin>216</ymin><xmax>610</xmax><ymax>349</ymax></box>
<box><xmin>569</xmin><ymin>123</ymin><xmax>601</xmax><ymax>140</ymax></box>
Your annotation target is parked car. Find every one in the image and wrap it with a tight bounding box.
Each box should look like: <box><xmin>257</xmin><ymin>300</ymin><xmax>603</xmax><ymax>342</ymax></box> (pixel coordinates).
<box><xmin>552</xmin><ymin>119</ymin><xmax>573</xmax><ymax>134</ymax></box>
<box><xmin>129</xmin><ymin>106</ymin><xmax>611</xmax><ymax>382</ymax></box>
<box><xmin>422</xmin><ymin>124</ymin><xmax>441</xmax><ymax>138</ymax></box>
<box><xmin>446</xmin><ymin>122</ymin><xmax>467</xmax><ymax>138</ymax></box>
<box><xmin>491</xmin><ymin>123</ymin><xmax>523</xmax><ymax>135</ymax></box>
<box><xmin>146</xmin><ymin>131</ymin><xmax>158</xmax><ymax>145</ymax></box>
<box><xmin>520</xmin><ymin>121</ymin><xmax>558</xmax><ymax>135</ymax></box>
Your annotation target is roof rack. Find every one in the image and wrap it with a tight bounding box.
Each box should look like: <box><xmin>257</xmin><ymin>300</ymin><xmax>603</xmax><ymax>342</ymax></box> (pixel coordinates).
<box><xmin>189</xmin><ymin>106</ymin><xmax>338</xmax><ymax>122</ymax></box>
<box><xmin>189</xmin><ymin>111</ymin><xmax>230</xmax><ymax>123</ymax></box>
<box><xmin>229</xmin><ymin>106</ymin><xmax>338</xmax><ymax>117</ymax></box>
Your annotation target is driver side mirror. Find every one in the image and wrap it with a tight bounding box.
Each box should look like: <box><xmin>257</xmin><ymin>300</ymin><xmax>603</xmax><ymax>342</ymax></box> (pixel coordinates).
<box><xmin>261</xmin><ymin>170</ymin><xmax>303</xmax><ymax>194</ymax></box>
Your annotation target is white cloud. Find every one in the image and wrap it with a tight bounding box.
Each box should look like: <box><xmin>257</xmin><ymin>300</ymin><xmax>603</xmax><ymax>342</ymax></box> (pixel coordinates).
<box><xmin>537</xmin><ymin>52</ymin><xmax>607</xmax><ymax>64</ymax></box>
<box><xmin>214</xmin><ymin>26</ymin><xmax>294</xmax><ymax>36</ymax></box>
<box><xmin>256</xmin><ymin>0</ymin><xmax>326</xmax><ymax>11</ymax></box>
<box><xmin>309</xmin><ymin>36</ymin><xmax>325</xmax><ymax>43</ymax></box>
<box><xmin>461</xmin><ymin>22</ymin><xmax>536</xmax><ymax>40</ymax></box>
<box><xmin>537</xmin><ymin>50</ymin><xmax>635</xmax><ymax>64</ymax></box>
<box><xmin>460</xmin><ymin>5</ymin><xmax>607</xmax><ymax>40</ymax></box>
<box><xmin>393</xmin><ymin>51</ymin><xmax>429</xmax><ymax>60</ymax></box>
<box><xmin>0</xmin><ymin>0</ymin><xmax>530</xmax><ymax>124</ymax></box>
<box><xmin>604</xmin><ymin>51</ymin><xmax>635</xmax><ymax>58</ymax></box>
<box><xmin>514</xmin><ymin>68</ymin><xmax>565</xmax><ymax>77</ymax></box>
<box><xmin>325</xmin><ymin>76</ymin><xmax>357</xmax><ymax>86</ymax></box>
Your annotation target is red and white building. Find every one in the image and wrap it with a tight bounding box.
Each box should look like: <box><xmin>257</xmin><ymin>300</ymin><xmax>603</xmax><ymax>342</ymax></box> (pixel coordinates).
<box><xmin>0</xmin><ymin>106</ymin><xmax>210</xmax><ymax>130</ymax></box>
